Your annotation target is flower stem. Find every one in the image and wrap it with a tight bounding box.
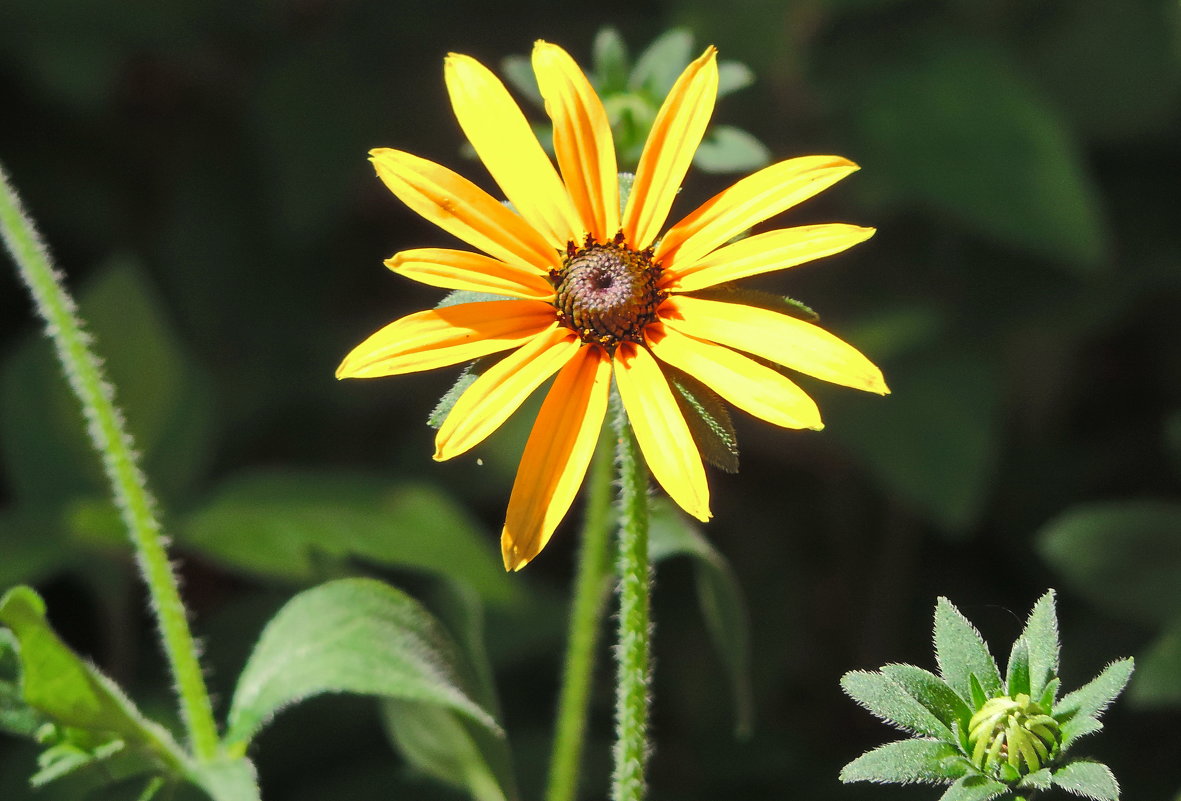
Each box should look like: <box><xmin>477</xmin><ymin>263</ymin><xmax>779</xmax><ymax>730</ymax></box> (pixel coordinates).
<box><xmin>546</xmin><ymin>429</ymin><xmax>615</xmax><ymax>801</ymax></box>
<box><xmin>610</xmin><ymin>403</ymin><xmax>651</xmax><ymax>801</ymax></box>
<box><xmin>0</xmin><ymin>163</ymin><xmax>220</xmax><ymax>760</ymax></box>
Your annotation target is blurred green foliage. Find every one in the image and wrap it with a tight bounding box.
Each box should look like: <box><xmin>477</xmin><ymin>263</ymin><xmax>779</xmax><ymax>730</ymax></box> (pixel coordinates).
<box><xmin>2</xmin><ymin>0</ymin><xmax>1180</xmax><ymax>799</ymax></box>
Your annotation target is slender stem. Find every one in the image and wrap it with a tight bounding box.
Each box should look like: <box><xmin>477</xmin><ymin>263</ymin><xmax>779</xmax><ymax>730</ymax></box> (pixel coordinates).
<box><xmin>546</xmin><ymin>429</ymin><xmax>616</xmax><ymax>801</ymax></box>
<box><xmin>0</xmin><ymin>163</ymin><xmax>220</xmax><ymax>760</ymax></box>
<box><xmin>610</xmin><ymin>403</ymin><xmax>651</xmax><ymax>801</ymax></box>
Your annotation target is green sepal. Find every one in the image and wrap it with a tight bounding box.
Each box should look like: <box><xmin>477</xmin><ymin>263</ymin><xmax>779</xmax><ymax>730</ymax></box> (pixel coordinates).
<box><xmin>879</xmin><ymin>664</ymin><xmax>972</xmax><ymax>734</ymax></box>
<box><xmin>1039</xmin><ymin>677</ymin><xmax>1061</xmax><ymax>710</ymax></box>
<box><xmin>694</xmin><ymin>126</ymin><xmax>771</xmax><ymax>174</ymax></box>
<box><xmin>840</xmin><ymin>738</ymin><xmax>964</xmax><ymax>785</ymax></box>
<box><xmin>666</xmin><ymin>366</ymin><xmax>740</xmax><ymax>474</ymax></box>
<box><xmin>716</xmin><ymin>62</ymin><xmax>755</xmax><ymax>98</ymax></box>
<box><xmin>436</xmin><ymin>289</ymin><xmax>515</xmax><ymax>309</ymax></box>
<box><xmin>428</xmin><ymin>364</ymin><xmax>481</xmax><ymax>429</ymax></box>
<box><xmin>1051</xmin><ymin>760</ymin><xmax>1120</xmax><ymax>801</ymax></box>
<box><xmin>937</xmin><ymin>774</ymin><xmax>1008</xmax><ymax>801</ymax></box>
<box><xmin>1058</xmin><ymin>713</ymin><xmax>1102</xmax><ymax>751</ymax></box>
<box><xmin>1055</xmin><ymin>658</ymin><xmax>1134</xmax><ymax>722</ymax></box>
<box><xmin>841</xmin><ymin>671</ymin><xmax>955</xmax><ymax>740</ymax></box>
<box><xmin>1019</xmin><ymin>767</ymin><xmax>1054</xmax><ymax>790</ymax></box>
<box><xmin>934</xmin><ymin>596</ymin><xmax>1004</xmax><ymax>705</ymax></box>
<box><xmin>968</xmin><ymin>673</ymin><xmax>989</xmax><ymax>711</ymax></box>
<box><xmin>1005</xmin><ymin>637</ymin><xmax>1031</xmax><ymax>698</ymax></box>
<box><xmin>688</xmin><ymin>285</ymin><xmax>820</xmax><ymax>322</ymax></box>
<box><xmin>499</xmin><ymin>54</ymin><xmax>542</xmax><ymax>106</ymax></box>
<box><xmin>1020</xmin><ymin>590</ymin><xmax>1061</xmax><ymax>702</ymax></box>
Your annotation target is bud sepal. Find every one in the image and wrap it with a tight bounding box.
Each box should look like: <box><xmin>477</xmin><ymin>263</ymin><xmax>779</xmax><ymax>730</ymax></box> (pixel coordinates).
<box><xmin>841</xmin><ymin>591</ymin><xmax>1133</xmax><ymax>801</ymax></box>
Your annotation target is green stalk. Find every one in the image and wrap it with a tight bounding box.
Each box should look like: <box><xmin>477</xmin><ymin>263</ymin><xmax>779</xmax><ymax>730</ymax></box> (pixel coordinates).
<box><xmin>610</xmin><ymin>403</ymin><xmax>651</xmax><ymax>801</ymax></box>
<box><xmin>0</xmin><ymin>163</ymin><xmax>220</xmax><ymax>760</ymax></box>
<box><xmin>546</xmin><ymin>429</ymin><xmax>616</xmax><ymax>801</ymax></box>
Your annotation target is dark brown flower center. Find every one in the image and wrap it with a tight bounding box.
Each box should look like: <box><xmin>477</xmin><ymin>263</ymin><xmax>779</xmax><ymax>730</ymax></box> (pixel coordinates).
<box><xmin>551</xmin><ymin>233</ymin><xmax>665</xmax><ymax>352</ymax></box>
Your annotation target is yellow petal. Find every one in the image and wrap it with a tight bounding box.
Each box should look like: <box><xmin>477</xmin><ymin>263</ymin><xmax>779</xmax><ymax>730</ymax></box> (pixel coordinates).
<box><xmin>532</xmin><ymin>40</ymin><xmax>619</xmax><ymax>241</ymax></box>
<box><xmin>662</xmin><ymin>224</ymin><xmax>876</xmax><ymax>292</ymax></box>
<box><xmin>502</xmin><ymin>345</ymin><xmax>611</xmax><ymax>571</ymax></box>
<box><xmin>656</xmin><ymin>156</ymin><xmax>861</xmax><ymax>269</ymax></box>
<box><xmin>660</xmin><ymin>295</ymin><xmax>889</xmax><ymax>394</ymax></box>
<box><xmin>336</xmin><ymin>300</ymin><xmax>554</xmax><ymax>379</ymax></box>
<box><xmin>621</xmin><ymin>47</ymin><xmax>718</xmax><ymax>250</ymax></box>
<box><xmin>386</xmin><ymin>248</ymin><xmax>555</xmax><ymax>300</ymax></box>
<box><xmin>647</xmin><ymin>323</ymin><xmax>823</xmax><ymax>430</ymax></box>
<box><xmin>370</xmin><ymin>148</ymin><xmax>560</xmax><ymax>271</ymax></box>
<box><xmin>435</xmin><ymin>326</ymin><xmax>580</xmax><ymax>460</ymax></box>
<box><xmin>613</xmin><ymin>342</ymin><xmax>711</xmax><ymax>522</ymax></box>
<box><xmin>445</xmin><ymin>53</ymin><xmax>582</xmax><ymax>247</ymax></box>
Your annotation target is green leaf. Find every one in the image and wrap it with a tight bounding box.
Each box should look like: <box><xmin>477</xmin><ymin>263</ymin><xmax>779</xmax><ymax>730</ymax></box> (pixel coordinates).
<box><xmin>1128</xmin><ymin>622</ymin><xmax>1181</xmax><ymax>707</ymax></box>
<box><xmin>499</xmin><ymin>54</ymin><xmax>541</xmax><ymax>106</ymax></box>
<box><xmin>840</xmin><ymin>37</ymin><xmax>1107</xmax><ymax>269</ymax></box>
<box><xmin>693</xmin><ymin>126</ymin><xmax>771</xmax><ymax>173</ymax></box>
<box><xmin>1006</xmin><ymin>638</ymin><xmax>1031</xmax><ymax>698</ymax></box>
<box><xmin>716</xmin><ymin>61</ymin><xmax>754</xmax><ymax>98</ymax></box>
<box><xmin>667</xmin><ymin>368</ymin><xmax>739</xmax><ymax>473</ymax></box>
<box><xmin>878</xmin><ymin>664</ymin><xmax>971</xmax><ymax>733</ymax></box>
<box><xmin>629</xmin><ymin>29</ymin><xmax>694</xmax><ymax>97</ymax></box>
<box><xmin>0</xmin><ymin>587</ymin><xmax>180</xmax><ymax>756</ymax></box>
<box><xmin>938</xmin><ymin>774</ymin><xmax>1008</xmax><ymax>801</ymax></box>
<box><xmin>428</xmin><ymin>365</ymin><xmax>480</xmax><ymax>429</ymax></box>
<box><xmin>840</xmin><ymin>738</ymin><xmax>965</xmax><ymax>784</ymax></box>
<box><xmin>225</xmin><ymin>578</ymin><xmax>500</xmax><ymax>747</ymax></box>
<box><xmin>592</xmin><ymin>27</ymin><xmax>629</xmax><ymax>93</ymax></box>
<box><xmin>1021</xmin><ymin>591</ymin><xmax>1061</xmax><ymax>702</ymax></box>
<box><xmin>1058</xmin><ymin>714</ymin><xmax>1102</xmax><ymax>751</ymax></box>
<box><xmin>934</xmin><ymin>597</ymin><xmax>1003</xmax><ymax>704</ymax></box>
<box><xmin>189</xmin><ymin>755</ymin><xmax>262</xmax><ymax>801</ymax></box>
<box><xmin>182</xmin><ymin>471</ymin><xmax>515</xmax><ymax>604</ymax></box>
<box><xmin>0</xmin><ymin>629</ymin><xmax>48</xmax><ymax>738</ymax></box>
<box><xmin>383</xmin><ymin>699</ymin><xmax>514</xmax><ymax>801</ymax></box>
<box><xmin>0</xmin><ymin>257</ymin><xmax>212</xmax><ymax>505</ymax></box>
<box><xmin>826</xmin><ymin>353</ymin><xmax>1001</xmax><ymax>533</ymax></box>
<box><xmin>1055</xmin><ymin>658</ymin><xmax>1134</xmax><ymax>722</ymax></box>
<box><xmin>841</xmin><ymin>671</ymin><xmax>954</xmax><ymax>740</ymax></box>
<box><xmin>648</xmin><ymin>500</ymin><xmax>753</xmax><ymax>736</ymax></box>
<box><xmin>1052</xmin><ymin>760</ymin><xmax>1120</xmax><ymax>801</ymax></box>
<box><xmin>1037</xmin><ymin>501</ymin><xmax>1181</xmax><ymax>624</ymax></box>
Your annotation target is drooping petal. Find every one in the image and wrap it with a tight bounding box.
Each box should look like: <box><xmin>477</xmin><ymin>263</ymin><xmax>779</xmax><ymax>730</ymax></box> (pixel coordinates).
<box><xmin>386</xmin><ymin>248</ymin><xmax>555</xmax><ymax>300</ymax></box>
<box><xmin>656</xmin><ymin>156</ymin><xmax>861</xmax><ymax>269</ymax></box>
<box><xmin>662</xmin><ymin>224</ymin><xmax>875</xmax><ymax>292</ymax></box>
<box><xmin>435</xmin><ymin>325</ymin><xmax>580</xmax><ymax>460</ymax></box>
<box><xmin>445</xmin><ymin>53</ymin><xmax>582</xmax><ymax>247</ymax></box>
<box><xmin>621</xmin><ymin>47</ymin><xmax>718</xmax><ymax>250</ymax></box>
<box><xmin>370</xmin><ymin>148</ymin><xmax>561</xmax><ymax>271</ymax></box>
<box><xmin>613</xmin><ymin>342</ymin><xmax>711</xmax><ymax>522</ymax></box>
<box><xmin>336</xmin><ymin>300</ymin><xmax>554</xmax><ymax>379</ymax></box>
<box><xmin>532</xmin><ymin>40</ymin><xmax>619</xmax><ymax>241</ymax></box>
<box><xmin>502</xmin><ymin>345</ymin><xmax>611</xmax><ymax>571</ymax></box>
<box><xmin>647</xmin><ymin>323</ymin><xmax>823</xmax><ymax>430</ymax></box>
<box><xmin>660</xmin><ymin>295</ymin><xmax>889</xmax><ymax>394</ymax></box>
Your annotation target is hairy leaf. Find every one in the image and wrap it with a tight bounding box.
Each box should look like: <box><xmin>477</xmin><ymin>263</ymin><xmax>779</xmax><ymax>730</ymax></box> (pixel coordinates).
<box><xmin>840</xmin><ymin>739</ymin><xmax>963</xmax><ymax>784</ymax></box>
<box><xmin>1052</xmin><ymin>761</ymin><xmax>1120</xmax><ymax>801</ymax></box>
<box><xmin>225</xmin><ymin>578</ymin><xmax>499</xmax><ymax>747</ymax></box>
<box><xmin>934</xmin><ymin>597</ymin><xmax>1003</xmax><ymax>704</ymax></box>
<box><xmin>841</xmin><ymin>671</ymin><xmax>955</xmax><ymax>739</ymax></box>
<box><xmin>1056</xmin><ymin>659</ymin><xmax>1134</xmax><ymax>722</ymax></box>
<box><xmin>937</xmin><ymin>774</ymin><xmax>1008</xmax><ymax>801</ymax></box>
<box><xmin>1021</xmin><ymin>590</ymin><xmax>1061</xmax><ymax>702</ymax></box>
<box><xmin>879</xmin><ymin>664</ymin><xmax>971</xmax><ymax>733</ymax></box>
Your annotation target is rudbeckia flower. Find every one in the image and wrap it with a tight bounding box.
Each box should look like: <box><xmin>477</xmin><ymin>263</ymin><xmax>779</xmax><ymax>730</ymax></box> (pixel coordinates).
<box><xmin>338</xmin><ymin>41</ymin><xmax>888</xmax><ymax>570</ymax></box>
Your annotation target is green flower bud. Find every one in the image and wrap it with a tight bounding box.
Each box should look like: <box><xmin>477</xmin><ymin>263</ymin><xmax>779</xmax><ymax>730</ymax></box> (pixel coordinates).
<box><xmin>968</xmin><ymin>693</ymin><xmax>1060</xmax><ymax>776</ymax></box>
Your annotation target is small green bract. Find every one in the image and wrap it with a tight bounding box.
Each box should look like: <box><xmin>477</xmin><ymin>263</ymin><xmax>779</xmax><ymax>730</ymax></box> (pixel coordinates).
<box><xmin>841</xmin><ymin>590</ymin><xmax>1133</xmax><ymax>801</ymax></box>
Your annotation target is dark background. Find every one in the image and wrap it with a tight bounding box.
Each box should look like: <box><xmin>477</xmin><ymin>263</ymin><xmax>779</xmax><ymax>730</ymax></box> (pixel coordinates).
<box><xmin>2</xmin><ymin>0</ymin><xmax>1180</xmax><ymax>799</ymax></box>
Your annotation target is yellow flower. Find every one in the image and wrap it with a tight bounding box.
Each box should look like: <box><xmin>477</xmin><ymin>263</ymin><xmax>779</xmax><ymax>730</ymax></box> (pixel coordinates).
<box><xmin>338</xmin><ymin>41</ymin><xmax>888</xmax><ymax>571</ymax></box>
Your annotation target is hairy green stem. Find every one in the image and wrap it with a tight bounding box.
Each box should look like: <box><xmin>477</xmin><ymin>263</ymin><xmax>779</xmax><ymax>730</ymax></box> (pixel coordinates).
<box><xmin>610</xmin><ymin>404</ymin><xmax>651</xmax><ymax>801</ymax></box>
<box><xmin>0</xmin><ymin>163</ymin><xmax>220</xmax><ymax>760</ymax></box>
<box><xmin>546</xmin><ymin>429</ymin><xmax>616</xmax><ymax>801</ymax></box>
